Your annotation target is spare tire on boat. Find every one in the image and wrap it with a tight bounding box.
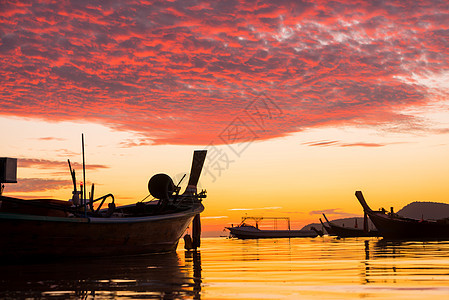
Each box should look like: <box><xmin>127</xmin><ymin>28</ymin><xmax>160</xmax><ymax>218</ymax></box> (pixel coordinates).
<box><xmin>148</xmin><ymin>173</ymin><xmax>175</xmax><ymax>199</ymax></box>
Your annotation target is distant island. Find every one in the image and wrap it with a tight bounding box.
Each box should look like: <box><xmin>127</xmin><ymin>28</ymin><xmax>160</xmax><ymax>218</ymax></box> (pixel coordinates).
<box><xmin>302</xmin><ymin>201</ymin><xmax>449</xmax><ymax>231</ymax></box>
<box><xmin>396</xmin><ymin>201</ymin><xmax>449</xmax><ymax>220</ymax></box>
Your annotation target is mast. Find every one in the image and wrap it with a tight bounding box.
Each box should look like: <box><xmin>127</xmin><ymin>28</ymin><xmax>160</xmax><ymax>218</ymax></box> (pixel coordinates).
<box><xmin>82</xmin><ymin>133</ymin><xmax>87</xmax><ymax>216</ymax></box>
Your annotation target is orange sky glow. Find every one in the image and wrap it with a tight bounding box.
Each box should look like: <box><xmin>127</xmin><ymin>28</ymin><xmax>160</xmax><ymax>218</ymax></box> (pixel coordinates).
<box><xmin>1</xmin><ymin>0</ymin><xmax>449</xmax><ymax>236</ymax></box>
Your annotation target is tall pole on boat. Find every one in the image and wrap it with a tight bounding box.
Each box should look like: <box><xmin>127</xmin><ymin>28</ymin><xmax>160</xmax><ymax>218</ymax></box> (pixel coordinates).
<box><xmin>82</xmin><ymin>133</ymin><xmax>87</xmax><ymax>217</ymax></box>
<box><xmin>363</xmin><ymin>211</ymin><xmax>369</xmax><ymax>233</ymax></box>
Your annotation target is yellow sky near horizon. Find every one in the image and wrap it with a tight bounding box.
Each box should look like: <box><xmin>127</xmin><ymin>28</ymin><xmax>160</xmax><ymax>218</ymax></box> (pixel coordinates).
<box><xmin>1</xmin><ymin>115</ymin><xmax>448</xmax><ymax>234</ymax></box>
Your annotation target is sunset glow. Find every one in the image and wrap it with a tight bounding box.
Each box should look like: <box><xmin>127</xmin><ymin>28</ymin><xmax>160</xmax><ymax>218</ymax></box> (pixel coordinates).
<box><xmin>1</xmin><ymin>0</ymin><xmax>449</xmax><ymax>235</ymax></box>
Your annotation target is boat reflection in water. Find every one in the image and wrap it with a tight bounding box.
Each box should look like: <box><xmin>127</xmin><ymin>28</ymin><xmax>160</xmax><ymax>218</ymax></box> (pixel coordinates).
<box><xmin>0</xmin><ymin>251</ymin><xmax>202</xmax><ymax>299</ymax></box>
<box><xmin>4</xmin><ymin>238</ymin><xmax>449</xmax><ymax>299</ymax></box>
<box><xmin>362</xmin><ymin>239</ymin><xmax>449</xmax><ymax>286</ymax></box>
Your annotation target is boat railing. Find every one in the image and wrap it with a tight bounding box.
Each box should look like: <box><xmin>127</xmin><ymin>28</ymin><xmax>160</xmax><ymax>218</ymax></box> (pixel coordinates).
<box><xmin>1</xmin><ymin>192</ymin><xmax>117</xmax><ymax>218</ymax></box>
<box><xmin>238</xmin><ymin>216</ymin><xmax>292</xmax><ymax>230</ymax></box>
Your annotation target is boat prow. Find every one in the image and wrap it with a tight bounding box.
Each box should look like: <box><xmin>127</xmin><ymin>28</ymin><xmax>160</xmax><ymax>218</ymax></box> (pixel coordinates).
<box><xmin>355</xmin><ymin>191</ymin><xmax>374</xmax><ymax>213</ymax></box>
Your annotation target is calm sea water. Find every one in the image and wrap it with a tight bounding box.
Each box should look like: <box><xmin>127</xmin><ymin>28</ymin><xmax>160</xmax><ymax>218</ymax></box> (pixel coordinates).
<box><xmin>1</xmin><ymin>236</ymin><xmax>449</xmax><ymax>299</ymax></box>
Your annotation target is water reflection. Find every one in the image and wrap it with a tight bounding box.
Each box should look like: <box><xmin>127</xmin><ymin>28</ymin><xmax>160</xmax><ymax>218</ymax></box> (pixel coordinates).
<box><xmin>0</xmin><ymin>250</ymin><xmax>202</xmax><ymax>299</ymax></box>
<box><xmin>363</xmin><ymin>239</ymin><xmax>449</xmax><ymax>285</ymax></box>
<box><xmin>4</xmin><ymin>238</ymin><xmax>449</xmax><ymax>299</ymax></box>
<box><xmin>185</xmin><ymin>250</ymin><xmax>202</xmax><ymax>299</ymax></box>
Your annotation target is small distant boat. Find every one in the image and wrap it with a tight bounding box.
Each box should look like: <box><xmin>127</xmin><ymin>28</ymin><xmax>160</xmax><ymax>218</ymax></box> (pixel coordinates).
<box><xmin>319</xmin><ymin>217</ymin><xmax>335</xmax><ymax>235</ymax></box>
<box><xmin>225</xmin><ymin>216</ymin><xmax>318</xmax><ymax>239</ymax></box>
<box><xmin>322</xmin><ymin>213</ymin><xmax>380</xmax><ymax>238</ymax></box>
<box><xmin>0</xmin><ymin>138</ymin><xmax>207</xmax><ymax>259</ymax></box>
<box><xmin>356</xmin><ymin>191</ymin><xmax>449</xmax><ymax>240</ymax></box>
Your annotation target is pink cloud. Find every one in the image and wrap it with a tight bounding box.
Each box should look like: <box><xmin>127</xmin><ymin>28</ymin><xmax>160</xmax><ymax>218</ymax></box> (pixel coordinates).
<box><xmin>18</xmin><ymin>158</ymin><xmax>108</xmax><ymax>170</ymax></box>
<box><xmin>34</xmin><ymin>137</ymin><xmax>66</xmax><ymax>141</ymax></box>
<box><xmin>304</xmin><ymin>140</ymin><xmax>340</xmax><ymax>147</ymax></box>
<box><xmin>309</xmin><ymin>208</ymin><xmax>359</xmax><ymax>218</ymax></box>
<box><xmin>340</xmin><ymin>142</ymin><xmax>385</xmax><ymax>148</ymax></box>
<box><xmin>304</xmin><ymin>140</ymin><xmax>387</xmax><ymax>147</ymax></box>
<box><xmin>4</xmin><ymin>178</ymin><xmax>71</xmax><ymax>193</ymax></box>
<box><xmin>1</xmin><ymin>0</ymin><xmax>448</xmax><ymax>145</ymax></box>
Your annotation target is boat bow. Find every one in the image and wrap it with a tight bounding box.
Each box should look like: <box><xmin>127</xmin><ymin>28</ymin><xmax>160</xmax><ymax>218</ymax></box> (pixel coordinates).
<box><xmin>355</xmin><ymin>191</ymin><xmax>374</xmax><ymax>213</ymax></box>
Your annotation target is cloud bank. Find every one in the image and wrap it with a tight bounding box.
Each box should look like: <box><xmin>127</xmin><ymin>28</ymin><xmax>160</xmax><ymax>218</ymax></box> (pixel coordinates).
<box><xmin>1</xmin><ymin>0</ymin><xmax>448</xmax><ymax>145</ymax></box>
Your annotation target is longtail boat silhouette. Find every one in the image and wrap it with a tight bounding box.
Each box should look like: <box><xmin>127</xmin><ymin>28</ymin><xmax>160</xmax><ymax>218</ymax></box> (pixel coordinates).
<box><xmin>226</xmin><ymin>216</ymin><xmax>318</xmax><ymax>239</ymax></box>
<box><xmin>0</xmin><ymin>136</ymin><xmax>207</xmax><ymax>259</ymax></box>
<box><xmin>319</xmin><ymin>217</ymin><xmax>336</xmax><ymax>235</ymax></box>
<box><xmin>356</xmin><ymin>190</ymin><xmax>449</xmax><ymax>239</ymax></box>
<box><xmin>322</xmin><ymin>213</ymin><xmax>380</xmax><ymax>238</ymax></box>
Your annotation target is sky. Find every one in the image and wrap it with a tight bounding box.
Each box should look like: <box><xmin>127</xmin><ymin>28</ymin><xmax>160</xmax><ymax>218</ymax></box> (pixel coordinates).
<box><xmin>1</xmin><ymin>0</ymin><xmax>449</xmax><ymax>236</ymax></box>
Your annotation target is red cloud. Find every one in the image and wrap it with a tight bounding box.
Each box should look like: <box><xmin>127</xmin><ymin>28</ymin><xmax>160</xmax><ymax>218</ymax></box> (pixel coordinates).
<box><xmin>1</xmin><ymin>0</ymin><xmax>448</xmax><ymax>145</ymax></box>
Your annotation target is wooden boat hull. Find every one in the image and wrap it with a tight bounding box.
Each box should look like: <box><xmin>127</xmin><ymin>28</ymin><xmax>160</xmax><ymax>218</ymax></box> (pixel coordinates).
<box><xmin>326</xmin><ymin>223</ymin><xmax>380</xmax><ymax>238</ymax></box>
<box><xmin>322</xmin><ymin>214</ymin><xmax>379</xmax><ymax>238</ymax></box>
<box><xmin>356</xmin><ymin>191</ymin><xmax>449</xmax><ymax>240</ymax></box>
<box><xmin>226</xmin><ymin>226</ymin><xmax>318</xmax><ymax>239</ymax></box>
<box><xmin>0</xmin><ymin>203</ymin><xmax>203</xmax><ymax>259</ymax></box>
<box><xmin>359</xmin><ymin>210</ymin><xmax>449</xmax><ymax>239</ymax></box>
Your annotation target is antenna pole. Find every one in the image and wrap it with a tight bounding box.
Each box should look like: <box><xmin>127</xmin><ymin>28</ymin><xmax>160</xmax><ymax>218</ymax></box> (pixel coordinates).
<box><xmin>82</xmin><ymin>133</ymin><xmax>87</xmax><ymax>217</ymax></box>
